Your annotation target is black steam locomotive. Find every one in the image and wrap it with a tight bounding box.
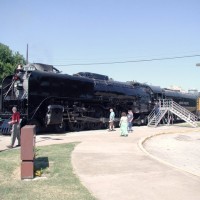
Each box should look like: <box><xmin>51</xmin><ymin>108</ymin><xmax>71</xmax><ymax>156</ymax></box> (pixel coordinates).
<box><xmin>0</xmin><ymin>63</ymin><xmax>198</xmax><ymax>133</ymax></box>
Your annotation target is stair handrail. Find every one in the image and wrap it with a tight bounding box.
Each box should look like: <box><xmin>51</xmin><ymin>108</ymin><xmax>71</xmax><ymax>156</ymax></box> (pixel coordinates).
<box><xmin>148</xmin><ymin>99</ymin><xmax>198</xmax><ymax>127</ymax></box>
<box><xmin>154</xmin><ymin>109</ymin><xmax>168</xmax><ymax>126</ymax></box>
<box><xmin>170</xmin><ymin>100</ymin><xmax>198</xmax><ymax>121</ymax></box>
<box><xmin>147</xmin><ymin>109</ymin><xmax>156</xmax><ymax>125</ymax></box>
<box><xmin>159</xmin><ymin>99</ymin><xmax>197</xmax><ymax>121</ymax></box>
<box><xmin>147</xmin><ymin>106</ymin><xmax>168</xmax><ymax>126</ymax></box>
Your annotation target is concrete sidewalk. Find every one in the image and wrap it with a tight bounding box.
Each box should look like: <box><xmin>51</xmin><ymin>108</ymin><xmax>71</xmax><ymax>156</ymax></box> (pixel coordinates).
<box><xmin>1</xmin><ymin>125</ymin><xmax>200</xmax><ymax>200</ymax></box>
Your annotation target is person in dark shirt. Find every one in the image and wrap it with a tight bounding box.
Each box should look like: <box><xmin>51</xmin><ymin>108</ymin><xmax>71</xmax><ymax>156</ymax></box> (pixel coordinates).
<box><xmin>127</xmin><ymin>110</ymin><xmax>134</xmax><ymax>133</ymax></box>
<box><xmin>154</xmin><ymin>101</ymin><xmax>160</xmax><ymax>114</ymax></box>
<box><xmin>7</xmin><ymin>107</ymin><xmax>21</xmax><ymax>148</ymax></box>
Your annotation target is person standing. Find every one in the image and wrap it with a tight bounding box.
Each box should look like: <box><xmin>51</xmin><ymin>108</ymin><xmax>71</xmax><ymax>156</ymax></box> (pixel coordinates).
<box><xmin>7</xmin><ymin>107</ymin><xmax>21</xmax><ymax>148</ymax></box>
<box><xmin>119</xmin><ymin>112</ymin><xmax>128</xmax><ymax>136</ymax></box>
<box><xmin>127</xmin><ymin>110</ymin><xmax>134</xmax><ymax>133</ymax></box>
<box><xmin>108</xmin><ymin>108</ymin><xmax>115</xmax><ymax>131</ymax></box>
<box><xmin>154</xmin><ymin>101</ymin><xmax>159</xmax><ymax>115</ymax></box>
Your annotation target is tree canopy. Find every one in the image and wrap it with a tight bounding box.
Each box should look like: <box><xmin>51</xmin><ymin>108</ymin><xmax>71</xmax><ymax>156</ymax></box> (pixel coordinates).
<box><xmin>0</xmin><ymin>43</ymin><xmax>25</xmax><ymax>84</ymax></box>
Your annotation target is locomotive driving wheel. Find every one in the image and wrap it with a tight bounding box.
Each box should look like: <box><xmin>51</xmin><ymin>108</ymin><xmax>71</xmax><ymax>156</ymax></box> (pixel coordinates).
<box><xmin>53</xmin><ymin>121</ymin><xmax>67</xmax><ymax>133</ymax></box>
<box><xmin>68</xmin><ymin>121</ymin><xmax>84</xmax><ymax>132</ymax></box>
<box><xmin>87</xmin><ymin>122</ymin><xmax>102</xmax><ymax>130</ymax></box>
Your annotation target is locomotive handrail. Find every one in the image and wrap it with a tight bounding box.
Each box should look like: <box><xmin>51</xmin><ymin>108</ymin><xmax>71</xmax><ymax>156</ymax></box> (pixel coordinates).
<box><xmin>29</xmin><ymin>96</ymin><xmax>86</xmax><ymax>121</ymax></box>
<box><xmin>2</xmin><ymin>82</ymin><xmax>12</xmax><ymax>91</ymax></box>
<box><xmin>29</xmin><ymin>96</ymin><xmax>58</xmax><ymax>121</ymax></box>
<box><xmin>3</xmin><ymin>80</ymin><xmax>15</xmax><ymax>100</ymax></box>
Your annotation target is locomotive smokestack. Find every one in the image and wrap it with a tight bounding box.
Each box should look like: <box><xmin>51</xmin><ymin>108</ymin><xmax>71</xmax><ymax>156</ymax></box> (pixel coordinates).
<box><xmin>26</xmin><ymin>44</ymin><xmax>29</xmax><ymax>64</ymax></box>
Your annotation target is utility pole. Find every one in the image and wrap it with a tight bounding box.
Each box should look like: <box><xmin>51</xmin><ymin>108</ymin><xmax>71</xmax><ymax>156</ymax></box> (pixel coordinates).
<box><xmin>26</xmin><ymin>44</ymin><xmax>29</xmax><ymax>64</ymax></box>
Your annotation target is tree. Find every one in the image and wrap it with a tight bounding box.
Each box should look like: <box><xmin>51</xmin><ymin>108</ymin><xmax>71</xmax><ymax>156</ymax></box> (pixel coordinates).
<box><xmin>0</xmin><ymin>43</ymin><xmax>25</xmax><ymax>83</ymax></box>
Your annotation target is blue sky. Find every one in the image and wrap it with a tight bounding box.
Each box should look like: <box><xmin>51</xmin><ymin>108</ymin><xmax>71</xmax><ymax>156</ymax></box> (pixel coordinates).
<box><xmin>1</xmin><ymin>0</ymin><xmax>200</xmax><ymax>91</ymax></box>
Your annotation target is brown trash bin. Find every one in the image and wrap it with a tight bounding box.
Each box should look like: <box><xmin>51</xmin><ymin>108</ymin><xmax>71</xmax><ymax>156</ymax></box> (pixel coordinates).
<box><xmin>20</xmin><ymin>125</ymin><xmax>36</xmax><ymax>179</ymax></box>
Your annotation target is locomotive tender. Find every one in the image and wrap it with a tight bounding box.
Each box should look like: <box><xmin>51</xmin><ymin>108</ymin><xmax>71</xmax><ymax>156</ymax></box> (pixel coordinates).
<box><xmin>0</xmin><ymin>63</ymin><xmax>198</xmax><ymax>133</ymax></box>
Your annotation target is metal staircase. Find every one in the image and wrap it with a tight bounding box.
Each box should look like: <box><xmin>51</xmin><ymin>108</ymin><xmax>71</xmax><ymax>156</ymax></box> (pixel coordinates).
<box><xmin>148</xmin><ymin>99</ymin><xmax>198</xmax><ymax>128</ymax></box>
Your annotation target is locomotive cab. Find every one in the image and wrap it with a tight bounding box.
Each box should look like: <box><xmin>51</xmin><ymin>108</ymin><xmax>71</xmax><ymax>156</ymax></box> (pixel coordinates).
<box><xmin>23</xmin><ymin>63</ymin><xmax>61</xmax><ymax>73</ymax></box>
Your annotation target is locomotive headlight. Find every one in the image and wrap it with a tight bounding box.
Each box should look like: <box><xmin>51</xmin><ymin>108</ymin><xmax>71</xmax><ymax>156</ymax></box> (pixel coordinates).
<box><xmin>13</xmin><ymin>80</ymin><xmax>24</xmax><ymax>98</ymax></box>
<box><xmin>17</xmin><ymin>83</ymin><xmax>23</xmax><ymax>90</ymax></box>
<box><xmin>14</xmin><ymin>80</ymin><xmax>23</xmax><ymax>90</ymax></box>
<box><xmin>14</xmin><ymin>81</ymin><xmax>18</xmax><ymax>88</ymax></box>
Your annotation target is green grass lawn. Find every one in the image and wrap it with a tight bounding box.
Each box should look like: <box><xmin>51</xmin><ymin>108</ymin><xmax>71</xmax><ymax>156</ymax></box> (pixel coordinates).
<box><xmin>0</xmin><ymin>143</ymin><xmax>96</xmax><ymax>200</ymax></box>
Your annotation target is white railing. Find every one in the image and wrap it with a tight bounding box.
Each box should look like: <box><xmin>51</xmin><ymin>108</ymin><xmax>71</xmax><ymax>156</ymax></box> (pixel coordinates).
<box><xmin>148</xmin><ymin>99</ymin><xmax>198</xmax><ymax>127</ymax></box>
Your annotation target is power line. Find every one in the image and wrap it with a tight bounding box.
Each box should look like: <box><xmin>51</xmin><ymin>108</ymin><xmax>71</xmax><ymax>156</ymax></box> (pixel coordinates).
<box><xmin>53</xmin><ymin>54</ymin><xmax>200</xmax><ymax>66</ymax></box>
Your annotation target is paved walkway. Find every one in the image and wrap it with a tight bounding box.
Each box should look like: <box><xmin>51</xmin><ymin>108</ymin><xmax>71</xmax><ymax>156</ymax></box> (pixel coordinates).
<box><xmin>1</xmin><ymin>125</ymin><xmax>200</xmax><ymax>200</ymax></box>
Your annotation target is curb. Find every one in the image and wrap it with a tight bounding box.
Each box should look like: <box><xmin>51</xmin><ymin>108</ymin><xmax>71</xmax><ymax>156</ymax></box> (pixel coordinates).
<box><xmin>138</xmin><ymin>131</ymin><xmax>200</xmax><ymax>178</ymax></box>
